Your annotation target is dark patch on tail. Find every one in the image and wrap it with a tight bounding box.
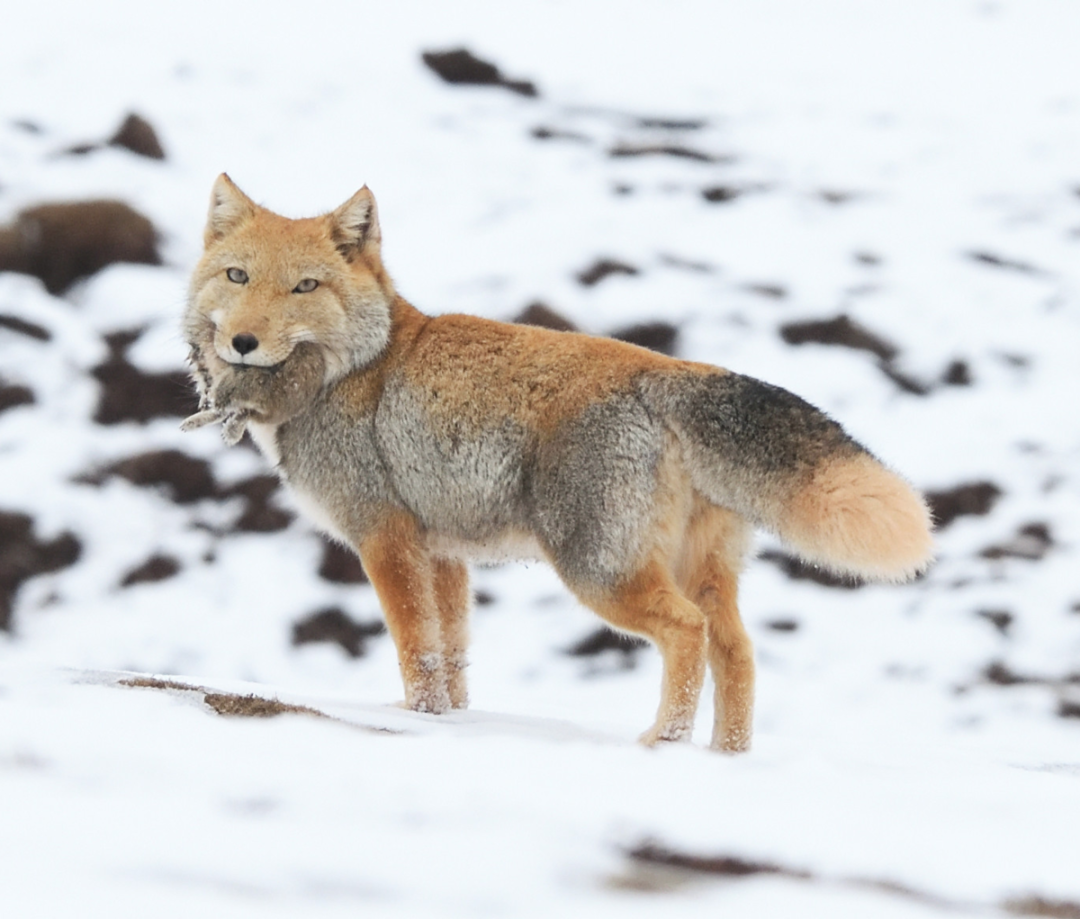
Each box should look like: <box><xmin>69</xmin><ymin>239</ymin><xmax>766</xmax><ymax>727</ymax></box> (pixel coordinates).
<box><xmin>652</xmin><ymin>371</ymin><xmax>860</xmax><ymax>477</ymax></box>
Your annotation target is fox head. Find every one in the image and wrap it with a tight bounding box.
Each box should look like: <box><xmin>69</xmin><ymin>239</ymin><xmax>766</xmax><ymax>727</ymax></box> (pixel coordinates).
<box><xmin>185</xmin><ymin>174</ymin><xmax>395</xmax><ymax>381</ymax></box>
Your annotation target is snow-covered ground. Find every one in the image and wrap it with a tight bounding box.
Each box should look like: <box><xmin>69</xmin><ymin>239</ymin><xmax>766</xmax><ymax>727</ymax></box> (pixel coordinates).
<box><xmin>2</xmin><ymin>1</ymin><xmax>1079</xmax><ymax>916</ymax></box>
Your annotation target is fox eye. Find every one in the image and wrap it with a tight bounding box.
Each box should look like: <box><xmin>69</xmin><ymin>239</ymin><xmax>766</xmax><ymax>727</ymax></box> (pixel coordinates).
<box><xmin>293</xmin><ymin>278</ymin><xmax>319</xmax><ymax>293</ymax></box>
<box><xmin>226</xmin><ymin>267</ymin><xmax>248</xmax><ymax>284</ymax></box>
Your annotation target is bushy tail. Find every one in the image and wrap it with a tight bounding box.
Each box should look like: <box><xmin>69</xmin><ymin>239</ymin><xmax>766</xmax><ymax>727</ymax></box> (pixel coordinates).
<box><xmin>639</xmin><ymin>369</ymin><xmax>933</xmax><ymax>582</ymax></box>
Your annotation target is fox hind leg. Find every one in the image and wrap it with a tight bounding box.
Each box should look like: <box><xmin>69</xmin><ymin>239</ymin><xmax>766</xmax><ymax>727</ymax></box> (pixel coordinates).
<box><xmin>359</xmin><ymin>513</ymin><xmax>452</xmax><ymax>714</ymax></box>
<box><xmin>433</xmin><ymin>557</ymin><xmax>470</xmax><ymax>709</ymax></box>
<box><xmin>573</xmin><ymin>561</ymin><xmax>707</xmax><ymax>745</ymax></box>
<box><xmin>678</xmin><ymin>503</ymin><xmax>755</xmax><ymax>752</ymax></box>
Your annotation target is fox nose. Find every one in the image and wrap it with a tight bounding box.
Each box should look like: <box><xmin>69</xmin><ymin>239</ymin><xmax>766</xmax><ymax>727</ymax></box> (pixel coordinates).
<box><xmin>232</xmin><ymin>333</ymin><xmax>259</xmax><ymax>356</ymax></box>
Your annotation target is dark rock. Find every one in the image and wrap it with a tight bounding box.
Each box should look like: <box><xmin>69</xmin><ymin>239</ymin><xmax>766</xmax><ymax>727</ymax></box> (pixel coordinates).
<box><xmin>108</xmin><ymin>113</ymin><xmax>165</xmax><ymax>160</ymax></box>
<box><xmin>976</xmin><ymin>609</ymin><xmax>1013</xmax><ymax>636</ymax></box>
<box><xmin>474</xmin><ymin>589</ymin><xmax>496</xmax><ymax>606</ymax></box>
<box><xmin>967</xmin><ymin>251</ymin><xmax>1043</xmax><ymax>275</ymax></box>
<box><xmin>765</xmin><ymin>618</ymin><xmax>800</xmax><ymax>633</ymax></box>
<box><xmin>609</xmin><ymin>143</ymin><xmax>724</xmax><ymax>163</ymax></box>
<box><xmin>81</xmin><ymin>449</ymin><xmax>292</xmax><ymax>533</ymax></box>
<box><xmin>924</xmin><ymin>481</ymin><xmax>1002</xmax><ymax>529</ymax></box>
<box><xmin>92</xmin><ymin>329</ymin><xmax>198</xmax><ymax>425</ymax></box>
<box><xmin>0</xmin><ymin>200</ymin><xmax>161</xmax><ymax>295</ymax></box>
<box><xmin>85</xmin><ymin>449</ymin><xmax>217</xmax><ymax>504</ymax></box>
<box><xmin>291</xmin><ymin>606</ymin><xmax>386</xmax><ymax>658</ymax></box>
<box><xmin>421</xmin><ymin>48</ymin><xmax>538</xmax><ymax>97</ymax></box>
<box><xmin>942</xmin><ymin>359</ymin><xmax>973</xmax><ymax>386</ymax></box>
<box><xmin>877</xmin><ymin>360</ymin><xmax>932</xmax><ymax>396</ymax></box>
<box><xmin>566</xmin><ymin>626</ymin><xmax>648</xmax><ymax>657</ymax></box>
<box><xmin>701</xmin><ymin>185</ymin><xmax>743</xmax><ymax>203</ymax></box>
<box><xmin>636</xmin><ymin>117</ymin><xmax>707</xmax><ymax>130</ymax></box>
<box><xmin>629</xmin><ymin>843</ymin><xmax>809</xmax><ymax>880</ymax></box>
<box><xmin>1003</xmin><ymin>895</ymin><xmax>1080</xmax><ymax>918</ymax></box>
<box><xmin>576</xmin><ymin>258</ymin><xmax>640</xmax><ymax>287</ymax></box>
<box><xmin>779</xmin><ymin>314</ymin><xmax>899</xmax><ymax>362</ymax></box>
<box><xmin>317</xmin><ymin>536</ymin><xmax>367</xmax><ymax>584</ymax></box>
<box><xmin>530</xmin><ymin>126</ymin><xmax>589</xmax><ymax>143</ymax></box>
<box><xmin>759</xmin><ymin>549</ymin><xmax>862</xmax><ymax>589</ymax></box>
<box><xmin>818</xmin><ymin>189</ymin><xmax>860</xmax><ymax>205</ymax></box>
<box><xmin>0</xmin><ymin>314</ymin><xmax>51</xmax><ymax>341</ymax></box>
<box><xmin>0</xmin><ymin>510</ymin><xmax>81</xmax><ymax>631</ymax></box>
<box><xmin>203</xmin><ymin>692</ymin><xmax>325</xmax><ymax>719</ymax></box>
<box><xmin>221</xmin><ymin>475</ymin><xmax>293</xmax><ymax>533</ymax></box>
<box><xmin>121</xmin><ymin>554</ymin><xmax>180</xmax><ymax>587</ymax></box>
<box><xmin>983</xmin><ymin>661</ymin><xmax>1032</xmax><ymax>686</ymax></box>
<box><xmin>610</xmin><ymin>321</ymin><xmax>678</xmax><ymax>355</ymax></box>
<box><xmin>745</xmin><ymin>283</ymin><xmax>787</xmax><ymax>299</ymax></box>
<box><xmin>1058</xmin><ymin>700</ymin><xmax>1080</xmax><ymax>720</ymax></box>
<box><xmin>0</xmin><ymin>382</ymin><xmax>34</xmax><ymax>414</ymax></box>
<box><xmin>980</xmin><ymin>523</ymin><xmax>1053</xmax><ymax>561</ymax></box>
<box><xmin>513</xmin><ymin>302</ymin><xmax>577</xmax><ymax>332</ymax></box>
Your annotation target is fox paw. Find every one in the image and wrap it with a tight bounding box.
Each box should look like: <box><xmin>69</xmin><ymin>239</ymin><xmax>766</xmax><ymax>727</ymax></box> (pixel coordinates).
<box><xmin>403</xmin><ymin>682</ymin><xmax>453</xmax><ymax>715</ymax></box>
<box><xmin>638</xmin><ymin>722</ymin><xmax>693</xmax><ymax>747</ymax></box>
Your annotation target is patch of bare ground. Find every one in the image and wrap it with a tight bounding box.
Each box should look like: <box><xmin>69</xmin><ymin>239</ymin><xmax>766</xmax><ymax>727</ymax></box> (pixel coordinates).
<box><xmin>118</xmin><ymin>676</ymin><xmax>397</xmax><ymax>732</ymax></box>
<box><xmin>618</xmin><ymin>841</ymin><xmax>1078</xmax><ymax>915</ymax></box>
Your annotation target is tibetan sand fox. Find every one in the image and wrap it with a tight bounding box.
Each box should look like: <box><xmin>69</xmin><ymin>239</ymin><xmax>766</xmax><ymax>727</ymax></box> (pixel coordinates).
<box><xmin>183</xmin><ymin>174</ymin><xmax>933</xmax><ymax>752</ymax></box>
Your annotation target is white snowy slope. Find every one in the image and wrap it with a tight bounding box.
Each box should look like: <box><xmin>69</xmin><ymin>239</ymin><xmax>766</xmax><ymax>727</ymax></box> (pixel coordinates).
<box><xmin>1</xmin><ymin>1</ymin><xmax>1079</xmax><ymax>917</ymax></box>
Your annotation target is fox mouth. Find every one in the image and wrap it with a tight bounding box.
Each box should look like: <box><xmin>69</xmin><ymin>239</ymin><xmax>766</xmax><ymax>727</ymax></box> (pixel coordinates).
<box><xmin>216</xmin><ymin>336</ymin><xmax>295</xmax><ymax>368</ymax></box>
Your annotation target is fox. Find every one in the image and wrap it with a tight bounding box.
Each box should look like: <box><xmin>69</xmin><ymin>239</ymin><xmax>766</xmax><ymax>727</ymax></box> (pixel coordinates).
<box><xmin>182</xmin><ymin>174</ymin><xmax>933</xmax><ymax>752</ymax></box>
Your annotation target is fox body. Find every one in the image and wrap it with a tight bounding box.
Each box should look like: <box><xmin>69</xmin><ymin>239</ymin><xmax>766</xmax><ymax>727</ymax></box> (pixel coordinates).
<box><xmin>184</xmin><ymin>174</ymin><xmax>933</xmax><ymax>751</ymax></box>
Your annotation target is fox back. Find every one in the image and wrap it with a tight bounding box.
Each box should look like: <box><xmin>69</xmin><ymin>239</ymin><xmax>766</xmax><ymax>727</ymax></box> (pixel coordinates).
<box><xmin>184</xmin><ymin>175</ymin><xmax>934</xmax><ymax>752</ymax></box>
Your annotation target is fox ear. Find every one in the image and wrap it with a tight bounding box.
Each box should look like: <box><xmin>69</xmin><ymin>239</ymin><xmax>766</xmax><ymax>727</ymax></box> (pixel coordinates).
<box><xmin>204</xmin><ymin>173</ymin><xmax>256</xmax><ymax>245</ymax></box>
<box><xmin>330</xmin><ymin>186</ymin><xmax>381</xmax><ymax>261</ymax></box>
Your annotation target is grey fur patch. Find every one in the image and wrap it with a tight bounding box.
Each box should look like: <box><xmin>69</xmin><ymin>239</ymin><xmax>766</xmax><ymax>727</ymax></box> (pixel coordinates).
<box><xmin>374</xmin><ymin>376</ymin><xmax>529</xmax><ymax>541</ymax></box>
<box><xmin>529</xmin><ymin>394</ymin><xmax>664</xmax><ymax>588</ymax></box>
<box><xmin>276</xmin><ymin>389</ymin><xmax>396</xmax><ymax>542</ymax></box>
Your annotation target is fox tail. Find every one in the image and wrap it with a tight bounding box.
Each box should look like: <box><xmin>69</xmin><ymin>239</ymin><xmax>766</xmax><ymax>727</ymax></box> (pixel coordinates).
<box><xmin>640</xmin><ymin>370</ymin><xmax>933</xmax><ymax>581</ymax></box>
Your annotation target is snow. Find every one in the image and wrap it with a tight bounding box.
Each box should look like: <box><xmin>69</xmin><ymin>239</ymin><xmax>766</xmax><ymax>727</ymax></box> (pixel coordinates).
<box><xmin>2</xmin><ymin>0</ymin><xmax>1080</xmax><ymax>915</ymax></box>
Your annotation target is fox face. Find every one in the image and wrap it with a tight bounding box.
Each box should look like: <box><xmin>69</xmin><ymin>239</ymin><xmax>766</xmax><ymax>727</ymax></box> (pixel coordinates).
<box><xmin>184</xmin><ymin>174</ymin><xmax>395</xmax><ymax>382</ymax></box>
